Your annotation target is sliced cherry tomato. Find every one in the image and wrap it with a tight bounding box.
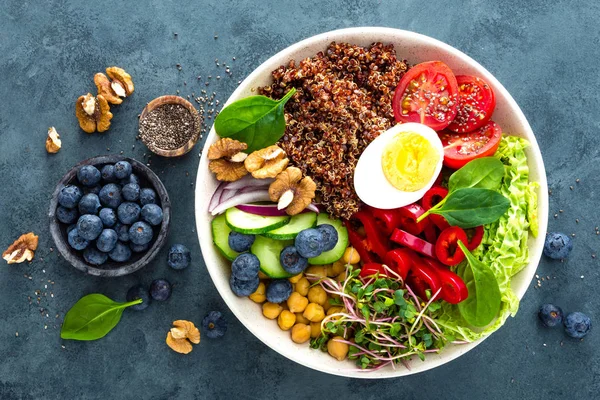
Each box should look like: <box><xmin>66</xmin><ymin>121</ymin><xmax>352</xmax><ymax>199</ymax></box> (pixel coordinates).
<box><xmin>359</xmin><ymin>263</ymin><xmax>388</xmax><ymax>279</ymax></box>
<box><xmin>439</xmin><ymin>120</ymin><xmax>502</xmax><ymax>170</ymax></box>
<box><xmin>406</xmin><ymin>257</ymin><xmax>441</xmax><ymax>300</ymax></box>
<box><xmin>447</xmin><ymin>75</ymin><xmax>496</xmax><ymax>133</ymax></box>
<box><xmin>397</xmin><ymin>204</ymin><xmax>428</xmax><ymax>236</ymax></box>
<box><xmin>421</xmin><ymin>186</ymin><xmax>451</xmax><ymax>230</ymax></box>
<box><xmin>384</xmin><ymin>248</ymin><xmax>416</xmax><ymax>280</ymax></box>
<box><xmin>435</xmin><ymin>227</ymin><xmax>468</xmax><ymax>266</ymax></box>
<box><xmin>390</xmin><ymin>229</ymin><xmax>435</xmax><ymax>259</ymax></box>
<box><xmin>421</xmin><ymin>258</ymin><xmax>468</xmax><ymax>304</ymax></box>
<box><xmin>392</xmin><ymin>61</ymin><xmax>459</xmax><ymax>131</ymax></box>
<box><xmin>464</xmin><ymin>226</ymin><xmax>484</xmax><ymax>251</ymax></box>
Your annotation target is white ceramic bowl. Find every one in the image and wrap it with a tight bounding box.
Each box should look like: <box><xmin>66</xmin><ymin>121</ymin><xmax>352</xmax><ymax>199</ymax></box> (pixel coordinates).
<box><xmin>195</xmin><ymin>27</ymin><xmax>548</xmax><ymax>378</ymax></box>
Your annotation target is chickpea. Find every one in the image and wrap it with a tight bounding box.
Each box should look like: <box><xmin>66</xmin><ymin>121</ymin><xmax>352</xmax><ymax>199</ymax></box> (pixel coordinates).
<box><xmin>303</xmin><ymin>303</ymin><xmax>325</xmax><ymax>322</ymax></box>
<box><xmin>277</xmin><ymin>310</ymin><xmax>296</xmax><ymax>331</ymax></box>
<box><xmin>291</xmin><ymin>323</ymin><xmax>311</xmax><ymax>344</ymax></box>
<box><xmin>330</xmin><ymin>260</ymin><xmax>346</xmax><ymax>276</ymax></box>
<box><xmin>287</xmin><ymin>292</ymin><xmax>309</xmax><ymax>313</ymax></box>
<box><xmin>310</xmin><ymin>321</ymin><xmax>322</xmax><ymax>338</ymax></box>
<box><xmin>327</xmin><ymin>306</ymin><xmax>344</xmax><ymax>320</ymax></box>
<box><xmin>262</xmin><ymin>302</ymin><xmax>283</xmax><ymax>320</ymax></box>
<box><xmin>258</xmin><ymin>271</ymin><xmax>269</xmax><ymax>280</ymax></box>
<box><xmin>296</xmin><ymin>312</ymin><xmax>310</xmax><ymax>324</ymax></box>
<box><xmin>308</xmin><ymin>286</ymin><xmax>328</xmax><ymax>306</ymax></box>
<box><xmin>305</xmin><ymin>265</ymin><xmax>327</xmax><ymax>278</ymax></box>
<box><xmin>289</xmin><ymin>273</ymin><xmax>303</xmax><ymax>284</ymax></box>
<box><xmin>335</xmin><ymin>271</ymin><xmax>347</xmax><ymax>282</ymax></box>
<box><xmin>322</xmin><ymin>298</ymin><xmax>332</xmax><ymax>312</ymax></box>
<box><xmin>295</xmin><ymin>277</ymin><xmax>310</xmax><ymax>296</ymax></box>
<box><xmin>342</xmin><ymin>247</ymin><xmax>360</xmax><ymax>264</ymax></box>
<box><xmin>249</xmin><ymin>282</ymin><xmax>266</xmax><ymax>303</ymax></box>
<box><xmin>327</xmin><ymin>336</ymin><xmax>349</xmax><ymax>361</ymax></box>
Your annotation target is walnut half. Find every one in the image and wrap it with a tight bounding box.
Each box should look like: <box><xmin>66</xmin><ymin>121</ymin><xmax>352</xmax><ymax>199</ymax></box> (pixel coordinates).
<box><xmin>269</xmin><ymin>167</ymin><xmax>316</xmax><ymax>215</ymax></box>
<box><xmin>75</xmin><ymin>93</ymin><xmax>113</xmax><ymax>133</ymax></box>
<box><xmin>94</xmin><ymin>67</ymin><xmax>135</xmax><ymax>105</ymax></box>
<box><xmin>244</xmin><ymin>145</ymin><xmax>289</xmax><ymax>179</ymax></box>
<box><xmin>166</xmin><ymin>320</ymin><xmax>200</xmax><ymax>354</ymax></box>
<box><xmin>3</xmin><ymin>233</ymin><xmax>38</xmax><ymax>264</ymax></box>
<box><xmin>45</xmin><ymin>127</ymin><xmax>61</xmax><ymax>153</ymax></box>
<box><xmin>208</xmin><ymin>138</ymin><xmax>249</xmax><ymax>181</ymax></box>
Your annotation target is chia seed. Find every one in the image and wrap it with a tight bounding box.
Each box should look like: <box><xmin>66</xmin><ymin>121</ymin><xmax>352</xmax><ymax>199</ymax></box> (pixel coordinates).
<box><xmin>139</xmin><ymin>104</ymin><xmax>196</xmax><ymax>152</ymax></box>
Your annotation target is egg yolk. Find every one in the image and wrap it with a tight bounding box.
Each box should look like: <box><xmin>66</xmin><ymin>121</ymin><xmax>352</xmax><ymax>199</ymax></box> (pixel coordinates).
<box><xmin>381</xmin><ymin>131</ymin><xmax>439</xmax><ymax>192</ymax></box>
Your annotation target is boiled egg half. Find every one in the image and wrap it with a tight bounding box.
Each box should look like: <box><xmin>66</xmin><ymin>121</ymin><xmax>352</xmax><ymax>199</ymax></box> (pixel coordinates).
<box><xmin>354</xmin><ymin>122</ymin><xmax>444</xmax><ymax>209</ymax></box>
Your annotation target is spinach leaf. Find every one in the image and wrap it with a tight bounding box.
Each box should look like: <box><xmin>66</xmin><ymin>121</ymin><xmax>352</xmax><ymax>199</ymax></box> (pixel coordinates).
<box><xmin>456</xmin><ymin>241</ymin><xmax>501</xmax><ymax>327</ymax></box>
<box><xmin>429</xmin><ymin>187</ymin><xmax>510</xmax><ymax>228</ymax></box>
<box><xmin>448</xmin><ymin>157</ymin><xmax>505</xmax><ymax>193</ymax></box>
<box><xmin>60</xmin><ymin>294</ymin><xmax>142</xmax><ymax>341</ymax></box>
<box><xmin>214</xmin><ymin>88</ymin><xmax>296</xmax><ymax>152</ymax></box>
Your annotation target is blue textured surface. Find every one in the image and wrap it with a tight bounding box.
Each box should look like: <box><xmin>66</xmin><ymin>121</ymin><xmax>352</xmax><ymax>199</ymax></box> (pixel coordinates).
<box><xmin>1</xmin><ymin>0</ymin><xmax>598</xmax><ymax>398</ymax></box>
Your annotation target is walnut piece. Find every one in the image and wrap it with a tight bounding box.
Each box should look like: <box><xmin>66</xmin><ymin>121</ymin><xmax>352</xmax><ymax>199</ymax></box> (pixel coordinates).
<box><xmin>106</xmin><ymin>67</ymin><xmax>135</xmax><ymax>96</ymax></box>
<box><xmin>75</xmin><ymin>93</ymin><xmax>113</xmax><ymax>133</ymax></box>
<box><xmin>94</xmin><ymin>73</ymin><xmax>122</xmax><ymax>105</ymax></box>
<box><xmin>208</xmin><ymin>138</ymin><xmax>249</xmax><ymax>181</ymax></box>
<box><xmin>45</xmin><ymin>127</ymin><xmax>61</xmax><ymax>153</ymax></box>
<box><xmin>244</xmin><ymin>145</ymin><xmax>289</xmax><ymax>179</ymax></box>
<box><xmin>269</xmin><ymin>167</ymin><xmax>316</xmax><ymax>215</ymax></box>
<box><xmin>172</xmin><ymin>320</ymin><xmax>201</xmax><ymax>344</ymax></box>
<box><xmin>3</xmin><ymin>233</ymin><xmax>38</xmax><ymax>264</ymax></box>
<box><xmin>166</xmin><ymin>331</ymin><xmax>193</xmax><ymax>354</ymax></box>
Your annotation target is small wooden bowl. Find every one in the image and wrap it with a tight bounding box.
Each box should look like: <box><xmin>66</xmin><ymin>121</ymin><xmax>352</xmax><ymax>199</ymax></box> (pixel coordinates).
<box><xmin>139</xmin><ymin>95</ymin><xmax>202</xmax><ymax>157</ymax></box>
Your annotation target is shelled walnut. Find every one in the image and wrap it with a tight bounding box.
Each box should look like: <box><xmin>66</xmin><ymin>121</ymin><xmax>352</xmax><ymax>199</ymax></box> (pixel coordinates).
<box><xmin>2</xmin><ymin>232</ymin><xmax>38</xmax><ymax>264</ymax></box>
<box><xmin>244</xmin><ymin>145</ymin><xmax>289</xmax><ymax>179</ymax></box>
<box><xmin>45</xmin><ymin>127</ymin><xmax>61</xmax><ymax>153</ymax></box>
<box><xmin>207</xmin><ymin>138</ymin><xmax>249</xmax><ymax>181</ymax></box>
<box><xmin>166</xmin><ymin>320</ymin><xmax>200</xmax><ymax>354</ymax></box>
<box><xmin>269</xmin><ymin>167</ymin><xmax>316</xmax><ymax>215</ymax></box>
<box><xmin>94</xmin><ymin>66</ymin><xmax>135</xmax><ymax>105</ymax></box>
<box><xmin>75</xmin><ymin>93</ymin><xmax>113</xmax><ymax>133</ymax></box>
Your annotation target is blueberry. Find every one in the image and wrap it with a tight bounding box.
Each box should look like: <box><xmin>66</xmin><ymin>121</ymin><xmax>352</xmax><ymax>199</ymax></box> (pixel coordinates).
<box><xmin>564</xmin><ymin>312</ymin><xmax>592</xmax><ymax>338</ymax></box>
<box><xmin>114</xmin><ymin>222</ymin><xmax>130</xmax><ymax>242</ymax></box>
<box><xmin>67</xmin><ymin>228</ymin><xmax>89</xmax><ymax>250</ymax></box>
<box><xmin>150</xmin><ymin>279</ymin><xmax>172</xmax><ymax>301</ymax></box>
<box><xmin>279</xmin><ymin>246</ymin><xmax>308</xmax><ymax>274</ymax></box>
<box><xmin>295</xmin><ymin>228</ymin><xmax>324</xmax><ymax>258</ymax></box>
<box><xmin>78</xmin><ymin>193</ymin><xmax>101</xmax><ymax>215</ymax></box>
<box><xmin>543</xmin><ymin>232</ymin><xmax>573</xmax><ymax>259</ymax></box>
<box><xmin>230</xmin><ymin>274</ymin><xmax>260</xmax><ymax>297</ymax></box>
<box><xmin>266</xmin><ymin>279</ymin><xmax>293</xmax><ymax>303</ymax></box>
<box><xmin>141</xmin><ymin>204</ymin><xmax>163</xmax><ymax>226</ymax></box>
<box><xmin>167</xmin><ymin>244</ymin><xmax>191</xmax><ymax>270</ymax></box>
<box><xmin>114</xmin><ymin>161</ymin><xmax>132</xmax><ymax>180</ymax></box>
<box><xmin>57</xmin><ymin>185</ymin><xmax>83</xmax><ymax>209</ymax></box>
<box><xmin>101</xmin><ymin>164</ymin><xmax>117</xmax><ymax>182</ymax></box>
<box><xmin>120</xmin><ymin>174</ymin><xmax>140</xmax><ymax>186</ymax></box>
<box><xmin>77</xmin><ymin>165</ymin><xmax>101</xmax><ymax>187</ymax></box>
<box><xmin>99</xmin><ymin>208</ymin><xmax>117</xmax><ymax>227</ymax></box>
<box><xmin>139</xmin><ymin>188</ymin><xmax>157</xmax><ymax>206</ymax></box>
<box><xmin>83</xmin><ymin>247</ymin><xmax>108</xmax><ymax>266</ymax></box>
<box><xmin>108</xmin><ymin>241</ymin><xmax>132</xmax><ymax>262</ymax></box>
<box><xmin>126</xmin><ymin>284</ymin><xmax>151</xmax><ymax>311</ymax></box>
<box><xmin>231</xmin><ymin>253</ymin><xmax>260</xmax><ymax>280</ymax></box>
<box><xmin>56</xmin><ymin>206</ymin><xmax>78</xmax><ymax>224</ymax></box>
<box><xmin>317</xmin><ymin>224</ymin><xmax>338</xmax><ymax>252</ymax></box>
<box><xmin>122</xmin><ymin>183</ymin><xmax>140</xmax><ymax>202</ymax></box>
<box><xmin>76</xmin><ymin>214</ymin><xmax>103</xmax><ymax>241</ymax></box>
<box><xmin>538</xmin><ymin>304</ymin><xmax>564</xmax><ymax>328</ymax></box>
<box><xmin>202</xmin><ymin>311</ymin><xmax>227</xmax><ymax>339</ymax></box>
<box><xmin>228</xmin><ymin>231</ymin><xmax>255</xmax><ymax>252</ymax></box>
<box><xmin>130</xmin><ymin>242</ymin><xmax>150</xmax><ymax>253</ymax></box>
<box><xmin>129</xmin><ymin>221</ymin><xmax>153</xmax><ymax>245</ymax></box>
<box><xmin>117</xmin><ymin>202</ymin><xmax>141</xmax><ymax>224</ymax></box>
<box><xmin>96</xmin><ymin>229</ymin><xmax>118</xmax><ymax>253</ymax></box>
<box><xmin>85</xmin><ymin>185</ymin><xmax>102</xmax><ymax>195</ymax></box>
<box><xmin>99</xmin><ymin>183</ymin><xmax>123</xmax><ymax>209</ymax></box>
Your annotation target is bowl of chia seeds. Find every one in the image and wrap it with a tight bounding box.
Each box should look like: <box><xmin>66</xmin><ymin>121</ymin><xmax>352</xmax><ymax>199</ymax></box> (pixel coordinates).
<box><xmin>139</xmin><ymin>95</ymin><xmax>202</xmax><ymax>157</ymax></box>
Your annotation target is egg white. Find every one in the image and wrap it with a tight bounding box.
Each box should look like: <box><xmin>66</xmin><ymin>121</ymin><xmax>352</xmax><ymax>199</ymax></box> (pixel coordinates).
<box><xmin>353</xmin><ymin>122</ymin><xmax>444</xmax><ymax>210</ymax></box>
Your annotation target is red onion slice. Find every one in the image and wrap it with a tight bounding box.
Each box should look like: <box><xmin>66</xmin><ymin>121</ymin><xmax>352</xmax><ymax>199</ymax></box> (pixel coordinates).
<box><xmin>235</xmin><ymin>204</ymin><xmax>288</xmax><ymax>217</ymax></box>
<box><xmin>210</xmin><ymin>190</ymin><xmax>272</xmax><ymax>216</ymax></box>
<box><xmin>208</xmin><ymin>182</ymin><xmax>226</xmax><ymax>213</ymax></box>
<box><xmin>220</xmin><ymin>189</ymin><xmax>237</xmax><ymax>203</ymax></box>
<box><xmin>306</xmin><ymin>203</ymin><xmax>320</xmax><ymax>213</ymax></box>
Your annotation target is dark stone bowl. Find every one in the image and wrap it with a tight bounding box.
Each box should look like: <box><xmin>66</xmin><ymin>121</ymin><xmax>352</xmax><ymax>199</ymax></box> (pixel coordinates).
<box><xmin>48</xmin><ymin>155</ymin><xmax>171</xmax><ymax>277</ymax></box>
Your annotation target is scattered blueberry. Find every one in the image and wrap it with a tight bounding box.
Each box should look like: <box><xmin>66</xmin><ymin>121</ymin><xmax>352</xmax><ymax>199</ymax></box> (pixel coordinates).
<box><xmin>114</xmin><ymin>161</ymin><xmax>132</xmax><ymax>180</ymax></box>
<box><xmin>57</xmin><ymin>185</ymin><xmax>83</xmax><ymax>209</ymax></box>
<box><xmin>114</xmin><ymin>222</ymin><xmax>130</xmax><ymax>242</ymax></box>
<box><xmin>543</xmin><ymin>232</ymin><xmax>573</xmax><ymax>259</ymax></box>
<box><xmin>120</xmin><ymin>173</ymin><xmax>140</xmax><ymax>186</ymax></box>
<box><xmin>78</xmin><ymin>193</ymin><xmax>101</xmax><ymax>215</ymax></box>
<box><xmin>117</xmin><ymin>202</ymin><xmax>141</xmax><ymax>224</ymax></box>
<box><xmin>295</xmin><ymin>228</ymin><xmax>324</xmax><ymax>258</ymax></box>
<box><xmin>101</xmin><ymin>164</ymin><xmax>117</xmax><ymax>182</ymax></box>
<box><xmin>150</xmin><ymin>279</ymin><xmax>172</xmax><ymax>301</ymax></box>
<box><xmin>96</xmin><ymin>229</ymin><xmax>118</xmax><ymax>253</ymax></box>
<box><xmin>85</xmin><ymin>185</ymin><xmax>102</xmax><ymax>195</ymax></box>
<box><xmin>230</xmin><ymin>275</ymin><xmax>259</xmax><ymax>296</ymax></box>
<box><xmin>99</xmin><ymin>208</ymin><xmax>117</xmax><ymax>227</ymax></box>
<box><xmin>538</xmin><ymin>304</ymin><xmax>564</xmax><ymax>328</ymax></box>
<box><xmin>83</xmin><ymin>247</ymin><xmax>108</xmax><ymax>265</ymax></box>
<box><xmin>317</xmin><ymin>224</ymin><xmax>338</xmax><ymax>252</ymax></box>
<box><xmin>228</xmin><ymin>231</ymin><xmax>255</xmax><ymax>252</ymax></box>
<box><xmin>167</xmin><ymin>244</ymin><xmax>191</xmax><ymax>270</ymax></box>
<box><xmin>130</xmin><ymin>242</ymin><xmax>150</xmax><ymax>253</ymax></box>
<box><xmin>108</xmin><ymin>241</ymin><xmax>132</xmax><ymax>262</ymax></box>
<box><xmin>67</xmin><ymin>228</ymin><xmax>89</xmax><ymax>250</ymax></box>
<box><xmin>279</xmin><ymin>246</ymin><xmax>308</xmax><ymax>274</ymax></box>
<box><xmin>77</xmin><ymin>165</ymin><xmax>101</xmax><ymax>187</ymax></box>
<box><xmin>564</xmin><ymin>312</ymin><xmax>592</xmax><ymax>339</ymax></box>
<box><xmin>126</xmin><ymin>284</ymin><xmax>151</xmax><ymax>311</ymax></box>
<box><xmin>202</xmin><ymin>311</ymin><xmax>227</xmax><ymax>339</ymax></box>
<box><xmin>99</xmin><ymin>183</ymin><xmax>123</xmax><ymax>209</ymax></box>
<box><xmin>266</xmin><ymin>279</ymin><xmax>293</xmax><ymax>303</ymax></box>
<box><xmin>141</xmin><ymin>204</ymin><xmax>163</xmax><ymax>226</ymax></box>
<box><xmin>231</xmin><ymin>253</ymin><xmax>260</xmax><ymax>280</ymax></box>
<box><xmin>122</xmin><ymin>183</ymin><xmax>140</xmax><ymax>202</ymax></box>
<box><xmin>56</xmin><ymin>206</ymin><xmax>78</xmax><ymax>224</ymax></box>
<box><xmin>129</xmin><ymin>221</ymin><xmax>153</xmax><ymax>245</ymax></box>
<box><xmin>139</xmin><ymin>188</ymin><xmax>157</xmax><ymax>206</ymax></box>
<box><xmin>76</xmin><ymin>214</ymin><xmax>103</xmax><ymax>241</ymax></box>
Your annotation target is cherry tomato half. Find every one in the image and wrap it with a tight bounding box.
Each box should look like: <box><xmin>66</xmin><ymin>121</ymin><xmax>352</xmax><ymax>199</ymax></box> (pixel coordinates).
<box><xmin>464</xmin><ymin>226</ymin><xmax>484</xmax><ymax>251</ymax></box>
<box><xmin>439</xmin><ymin>120</ymin><xmax>502</xmax><ymax>170</ymax></box>
<box><xmin>384</xmin><ymin>248</ymin><xmax>416</xmax><ymax>280</ymax></box>
<box><xmin>390</xmin><ymin>229</ymin><xmax>435</xmax><ymax>259</ymax></box>
<box><xmin>435</xmin><ymin>226</ymin><xmax>468</xmax><ymax>266</ymax></box>
<box><xmin>392</xmin><ymin>61</ymin><xmax>459</xmax><ymax>131</ymax></box>
<box><xmin>447</xmin><ymin>75</ymin><xmax>496</xmax><ymax>133</ymax></box>
<box><xmin>421</xmin><ymin>186</ymin><xmax>451</xmax><ymax>230</ymax></box>
<box><xmin>420</xmin><ymin>258</ymin><xmax>469</xmax><ymax>304</ymax></box>
<box><xmin>406</xmin><ymin>257</ymin><xmax>442</xmax><ymax>301</ymax></box>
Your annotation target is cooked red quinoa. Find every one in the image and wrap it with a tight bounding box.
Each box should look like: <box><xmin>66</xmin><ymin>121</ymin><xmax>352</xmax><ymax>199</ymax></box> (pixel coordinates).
<box><xmin>260</xmin><ymin>42</ymin><xmax>408</xmax><ymax>219</ymax></box>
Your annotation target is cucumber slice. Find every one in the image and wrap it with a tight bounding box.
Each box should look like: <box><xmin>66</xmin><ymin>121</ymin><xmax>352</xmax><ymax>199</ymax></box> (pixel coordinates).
<box><xmin>225</xmin><ymin>207</ymin><xmax>290</xmax><ymax>235</ymax></box>
<box><xmin>251</xmin><ymin>235</ymin><xmax>294</xmax><ymax>278</ymax></box>
<box><xmin>263</xmin><ymin>212</ymin><xmax>317</xmax><ymax>240</ymax></box>
<box><xmin>308</xmin><ymin>213</ymin><xmax>349</xmax><ymax>265</ymax></box>
<box><xmin>212</xmin><ymin>214</ymin><xmax>240</xmax><ymax>261</ymax></box>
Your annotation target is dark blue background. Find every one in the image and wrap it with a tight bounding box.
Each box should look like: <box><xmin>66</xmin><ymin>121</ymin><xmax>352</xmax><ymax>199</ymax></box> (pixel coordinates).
<box><xmin>1</xmin><ymin>0</ymin><xmax>598</xmax><ymax>398</ymax></box>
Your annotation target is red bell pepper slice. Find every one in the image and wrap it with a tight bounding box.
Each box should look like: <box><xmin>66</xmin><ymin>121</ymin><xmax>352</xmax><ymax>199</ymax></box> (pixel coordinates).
<box><xmin>350</xmin><ymin>211</ymin><xmax>390</xmax><ymax>260</ymax></box>
<box><xmin>365</xmin><ymin>206</ymin><xmax>403</xmax><ymax>236</ymax></box>
<box><xmin>464</xmin><ymin>226</ymin><xmax>484</xmax><ymax>251</ymax></box>
<box><xmin>423</xmin><ymin>223</ymin><xmax>439</xmax><ymax>244</ymax></box>
<box><xmin>396</xmin><ymin>203</ymin><xmax>428</xmax><ymax>236</ymax></box>
<box><xmin>421</xmin><ymin>186</ymin><xmax>451</xmax><ymax>230</ymax></box>
<box><xmin>344</xmin><ymin>221</ymin><xmax>376</xmax><ymax>264</ymax></box>
<box><xmin>406</xmin><ymin>256</ymin><xmax>441</xmax><ymax>301</ymax></box>
<box><xmin>435</xmin><ymin>227</ymin><xmax>468</xmax><ymax>266</ymax></box>
<box><xmin>359</xmin><ymin>263</ymin><xmax>389</xmax><ymax>278</ymax></box>
<box><xmin>384</xmin><ymin>248</ymin><xmax>416</xmax><ymax>280</ymax></box>
<box><xmin>421</xmin><ymin>258</ymin><xmax>469</xmax><ymax>304</ymax></box>
<box><xmin>390</xmin><ymin>229</ymin><xmax>435</xmax><ymax>259</ymax></box>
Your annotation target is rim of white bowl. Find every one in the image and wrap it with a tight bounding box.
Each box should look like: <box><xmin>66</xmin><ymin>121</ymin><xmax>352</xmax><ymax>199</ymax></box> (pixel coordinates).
<box><xmin>195</xmin><ymin>27</ymin><xmax>548</xmax><ymax>378</ymax></box>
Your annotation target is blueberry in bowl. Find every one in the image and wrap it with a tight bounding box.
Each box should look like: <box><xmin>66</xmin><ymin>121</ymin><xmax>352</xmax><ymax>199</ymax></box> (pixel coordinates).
<box><xmin>49</xmin><ymin>155</ymin><xmax>171</xmax><ymax>277</ymax></box>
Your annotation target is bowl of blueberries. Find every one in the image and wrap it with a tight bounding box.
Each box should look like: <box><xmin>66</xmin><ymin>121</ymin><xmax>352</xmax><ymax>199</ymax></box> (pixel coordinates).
<box><xmin>49</xmin><ymin>155</ymin><xmax>171</xmax><ymax>277</ymax></box>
